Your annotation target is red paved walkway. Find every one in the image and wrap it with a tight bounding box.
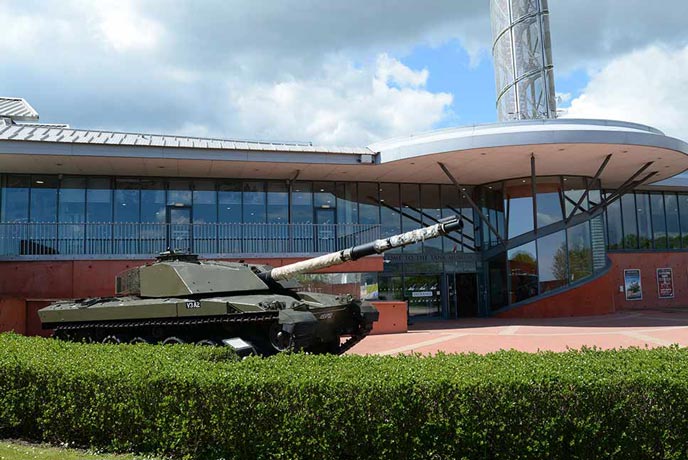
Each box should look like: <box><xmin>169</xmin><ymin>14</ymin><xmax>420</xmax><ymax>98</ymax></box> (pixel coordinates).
<box><xmin>348</xmin><ymin>310</ymin><xmax>688</xmax><ymax>355</ymax></box>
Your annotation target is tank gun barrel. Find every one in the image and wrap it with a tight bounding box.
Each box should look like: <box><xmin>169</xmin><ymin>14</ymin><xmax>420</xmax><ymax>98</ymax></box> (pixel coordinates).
<box><xmin>265</xmin><ymin>215</ymin><xmax>463</xmax><ymax>282</ymax></box>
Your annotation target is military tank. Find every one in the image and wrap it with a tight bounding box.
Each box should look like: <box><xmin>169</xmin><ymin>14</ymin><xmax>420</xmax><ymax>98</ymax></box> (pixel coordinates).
<box><xmin>39</xmin><ymin>216</ymin><xmax>464</xmax><ymax>355</ymax></box>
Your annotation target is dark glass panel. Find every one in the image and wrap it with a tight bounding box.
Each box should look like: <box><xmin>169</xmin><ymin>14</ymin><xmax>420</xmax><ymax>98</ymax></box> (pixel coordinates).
<box><xmin>621</xmin><ymin>193</ymin><xmax>638</xmax><ymax>249</ymax></box>
<box><xmin>665</xmin><ymin>193</ymin><xmax>680</xmax><ymax>249</ymax></box>
<box><xmin>336</xmin><ymin>183</ymin><xmax>358</xmax><ymax>224</ymax></box>
<box><xmin>421</xmin><ymin>184</ymin><xmax>442</xmax><ymax>253</ymax></box>
<box><xmin>114</xmin><ymin>179</ymin><xmax>140</xmax><ymax>222</ymax></box>
<box><xmin>536</xmin><ymin>176</ymin><xmax>563</xmax><ymax>228</ymax></box>
<box><xmin>504</xmin><ymin>178</ymin><xmax>533</xmax><ymax>238</ymax></box>
<box><xmin>30</xmin><ymin>175</ymin><xmax>58</xmax><ymax>222</ymax></box>
<box><xmin>537</xmin><ymin>230</ymin><xmax>567</xmax><ymax>293</ymax></box>
<box><xmin>192</xmin><ymin>181</ymin><xmax>217</xmax><ymax>224</ymax></box>
<box><xmin>650</xmin><ymin>193</ymin><xmax>667</xmax><ymax>249</ymax></box>
<box><xmin>58</xmin><ymin>177</ymin><xmax>86</xmax><ymax>224</ymax></box>
<box><xmin>567</xmin><ymin>221</ymin><xmax>592</xmax><ymax>282</ymax></box>
<box><xmin>379</xmin><ymin>183</ymin><xmax>401</xmax><ymax>253</ymax></box>
<box><xmin>243</xmin><ymin>182</ymin><xmax>266</xmax><ymax>223</ymax></box>
<box><xmin>488</xmin><ymin>253</ymin><xmax>508</xmax><ymax>311</ymax></box>
<box><xmin>167</xmin><ymin>180</ymin><xmax>192</xmax><ymax>206</ymax></box>
<box><xmin>679</xmin><ymin>194</ymin><xmax>688</xmax><ymax>247</ymax></box>
<box><xmin>140</xmin><ymin>179</ymin><xmax>165</xmax><ymax>223</ymax></box>
<box><xmin>441</xmin><ymin>184</ymin><xmax>475</xmax><ymax>253</ymax></box>
<box><xmin>357</xmin><ymin>182</ymin><xmax>379</xmax><ymax>225</ymax></box>
<box><xmin>483</xmin><ymin>182</ymin><xmax>505</xmax><ymax>247</ymax></box>
<box><xmin>508</xmin><ymin>241</ymin><xmax>538</xmax><ymax>303</ymax></box>
<box><xmin>314</xmin><ymin>182</ymin><xmax>336</xmax><ymax>209</ymax></box>
<box><xmin>606</xmin><ymin>198</ymin><xmax>622</xmax><ymax>250</ymax></box>
<box><xmin>2</xmin><ymin>175</ymin><xmax>29</xmax><ymax>223</ymax></box>
<box><xmin>291</xmin><ymin>182</ymin><xmax>313</xmax><ymax>223</ymax></box>
<box><xmin>86</xmin><ymin>178</ymin><xmax>112</xmax><ymax>222</ymax></box>
<box><xmin>218</xmin><ymin>182</ymin><xmax>242</xmax><ymax>223</ymax></box>
<box><xmin>636</xmin><ymin>192</ymin><xmax>652</xmax><ymax>249</ymax></box>
<box><xmin>267</xmin><ymin>182</ymin><xmax>288</xmax><ymax>223</ymax></box>
<box><xmin>400</xmin><ymin>184</ymin><xmax>421</xmax><ymax>253</ymax></box>
<box><xmin>563</xmin><ymin>177</ymin><xmax>587</xmax><ymax>216</ymax></box>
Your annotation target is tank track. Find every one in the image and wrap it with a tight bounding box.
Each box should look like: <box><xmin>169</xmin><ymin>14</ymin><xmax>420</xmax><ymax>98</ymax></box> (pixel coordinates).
<box><xmin>51</xmin><ymin>310</ymin><xmax>372</xmax><ymax>355</ymax></box>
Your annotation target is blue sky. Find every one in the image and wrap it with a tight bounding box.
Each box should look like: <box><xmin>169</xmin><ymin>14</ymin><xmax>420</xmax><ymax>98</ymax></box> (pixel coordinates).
<box><xmin>1</xmin><ymin>1</ymin><xmax>688</xmax><ymax>146</ymax></box>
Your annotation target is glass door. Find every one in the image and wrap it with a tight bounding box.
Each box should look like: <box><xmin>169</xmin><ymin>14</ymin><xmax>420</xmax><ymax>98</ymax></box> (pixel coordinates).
<box><xmin>167</xmin><ymin>206</ymin><xmax>192</xmax><ymax>252</ymax></box>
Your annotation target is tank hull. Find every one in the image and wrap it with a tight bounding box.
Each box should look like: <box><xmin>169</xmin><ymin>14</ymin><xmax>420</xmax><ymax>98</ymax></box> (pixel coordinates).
<box><xmin>39</xmin><ymin>293</ymin><xmax>378</xmax><ymax>355</ymax></box>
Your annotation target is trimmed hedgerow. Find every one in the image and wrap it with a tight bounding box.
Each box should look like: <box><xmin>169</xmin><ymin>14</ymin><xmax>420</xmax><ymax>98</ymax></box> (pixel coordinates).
<box><xmin>0</xmin><ymin>333</ymin><xmax>687</xmax><ymax>460</ymax></box>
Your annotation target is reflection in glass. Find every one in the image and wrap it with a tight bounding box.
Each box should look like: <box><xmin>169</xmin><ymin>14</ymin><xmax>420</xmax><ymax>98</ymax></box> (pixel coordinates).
<box><xmin>336</xmin><ymin>182</ymin><xmax>358</xmax><ymax>224</ymax></box>
<box><xmin>140</xmin><ymin>179</ymin><xmax>165</xmax><ymax>223</ymax></box>
<box><xmin>243</xmin><ymin>182</ymin><xmax>266</xmax><ymax>224</ymax></box>
<box><xmin>508</xmin><ymin>241</ymin><xmax>538</xmax><ymax>303</ymax></box>
<box><xmin>218</xmin><ymin>182</ymin><xmax>242</xmax><ymax>223</ymax></box>
<box><xmin>621</xmin><ymin>193</ymin><xmax>637</xmax><ymax>249</ymax></box>
<box><xmin>606</xmin><ymin>198</ymin><xmax>622</xmax><ymax>250</ymax></box>
<box><xmin>291</xmin><ymin>182</ymin><xmax>313</xmax><ymax>223</ymax></box>
<box><xmin>378</xmin><ymin>275</ymin><xmax>403</xmax><ymax>301</ymax></box>
<box><xmin>421</xmin><ymin>184</ymin><xmax>442</xmax><ymax>253</ymax></box>
<box><xmin>380</xmin><ymin>184</ymin><xmax>401</xmax><ymax>253</ymax></box>
<box><xmin>488</xmin><ymin>254</ymin><xmax>508</xmax><ymax>310</ymax></box>
<box><xmin>537</xmin><ymin>230</ymin><xmax>567</xmax><ymax>293</ymax></box>
<box><xmin>536</xmin><ymin>177</ymin><xmax>563</xmax><ymax>228</ymax></box>
<box><xmin>401</xmin><ymin>184</ymin><xmax>421</xmax><ymax>253</ymax></box>
<box><xmin>167</xmin><ymin>180</ymin><xmax>192</xmax><ymax>206</ymax></box>
<box><xmin>567</xmin><ymin>221</ymin><xmax>592</xmax><ymax>282</ymax></box>
<box><xmin>504</xmin><ymin>179</ymin><xmax>533</xmax><ymax>238</ymax></box>
<box><xmin>679</xmin><ymin>194</ymin><xmax>688</xmax><ymax>247</ymax></box>
<box><xmin>483</xmin><ymin>182</ymin><xmax>504</xmax><ymax>247</ymax></box>
<box><xmin>636</xmin><ymin>192</ymin><xmax>652</xmax><ymax>249</ymax></box>
<box><xmin>358</xmin><ymin>182</ymin><xmax>379</xmax><ymax>225</ymax></box>
<box><xmin>404</xmin><ymin>274</ymin><xmax>441</xmax><ymax>317</ymax></box>
<box><xmin>665</xmin><ymin>193</ymin><xmax>680</xmax><ymax>249</ymax></box>
<box><xmin>193</xmin><ymin>181</ymin><xmax>217</xmax><ymax>224</ymax></box>
<box><xmin>2</xmin><ymin>175</ymin><xmax>30</xmax><ymax>223</ymax></box>
<box><xmin>650</xmin><ymin>193</ymin><xmax>667</xmax><ymax>249</ymax></box>
<box><xmin>30</xmin><ymin>176</ymin><xmax>58</xmax><ymax>222</ymax></box>
<box><xmin>563</xmin><ymin>177</ymin><xmax>587</xmax><ymax>216</ymax></box>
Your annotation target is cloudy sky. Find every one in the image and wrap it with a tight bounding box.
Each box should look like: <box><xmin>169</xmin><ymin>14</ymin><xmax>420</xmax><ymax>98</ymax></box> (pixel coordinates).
<box><xmin>2</xmin><ymin>0</ymin><xmax>688</xmax><ymax>146</ymax></box>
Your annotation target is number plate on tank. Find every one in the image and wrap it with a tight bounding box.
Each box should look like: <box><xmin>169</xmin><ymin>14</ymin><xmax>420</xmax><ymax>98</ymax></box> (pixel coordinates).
<box><xmin>185</xmin><ymin>300</ymin><xmax>201</xmax><ymax>309</ymax></box>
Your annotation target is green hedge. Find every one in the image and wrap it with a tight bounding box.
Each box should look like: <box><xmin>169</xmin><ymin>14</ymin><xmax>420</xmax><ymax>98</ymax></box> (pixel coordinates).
<box><xmin>1</xmin><ymin>333</ymin><xmax>687</xmax><ymax>460</ymax></box>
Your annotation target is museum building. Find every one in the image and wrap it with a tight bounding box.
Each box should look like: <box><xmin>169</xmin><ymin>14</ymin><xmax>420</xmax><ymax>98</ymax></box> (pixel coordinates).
<box><xmin>1</xmin><ymin>96</ymin><xmax>688</xmax><ymax>331</ymax></box>
<box><xmin>2</xmin><ymin>0</ymin><xmax>688</xmax><ymax>334</ymax></box>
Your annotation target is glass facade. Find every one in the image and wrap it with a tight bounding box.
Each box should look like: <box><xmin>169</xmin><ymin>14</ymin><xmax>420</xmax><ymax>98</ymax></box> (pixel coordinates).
<box><xmin>603</xmin><ymin>190</ymin><xmax>688</xmax><ymax>252</ymax></box>
<box><xmin>483</xmin><ymin>175</ymin><xmax>606</xmax><ymax>312</ymax></box>
<box><xmin>4</xmin><ymin>171</ymin><xmax>687</xmax><ymax>317</ymax></box>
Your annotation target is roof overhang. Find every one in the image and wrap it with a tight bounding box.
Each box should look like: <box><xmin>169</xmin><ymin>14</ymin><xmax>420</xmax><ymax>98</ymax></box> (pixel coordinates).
<box><xmin>0</xmin><ymin>118</ymin><xmax>686</xmax><ymax>188</ymax></box>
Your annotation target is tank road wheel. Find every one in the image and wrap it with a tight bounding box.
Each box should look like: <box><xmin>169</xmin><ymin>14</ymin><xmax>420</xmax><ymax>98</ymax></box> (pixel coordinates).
<box><xmin>162</xmin><ymin>336</ymin><xmax>186</xmax><ymax>345</ymax></box>
<box><xmin>268</xmin><ymin>323</ymin><xmax>294</xmax><ymax>353</ymax></box>
<box><xmin>196</xmin><ymin>339</ymin><xmax>218</xmax><ymax>346</ymax></box>
<box><xmin>129</xmin><ymin>336</ymin><xmax>151</xmax><ymax>345</ymax></box>
<box><xmin>102</xmin><ymin>335</ymin><xmax>122</xmax><ymax>344</ymax></box>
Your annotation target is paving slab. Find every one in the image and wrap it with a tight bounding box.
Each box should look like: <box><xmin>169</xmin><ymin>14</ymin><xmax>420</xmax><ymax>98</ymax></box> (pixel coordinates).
<box><xmin>347</xmin><ymin>310</ymin><xmax>688</xmax><ymax>355</ymax></box>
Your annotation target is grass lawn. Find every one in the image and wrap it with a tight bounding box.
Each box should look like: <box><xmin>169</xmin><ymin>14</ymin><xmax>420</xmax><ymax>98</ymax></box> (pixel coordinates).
<box><xmin>0</xmin><ymin>440</ymin><xmax>163</xmax><ymax>460</ymax></box>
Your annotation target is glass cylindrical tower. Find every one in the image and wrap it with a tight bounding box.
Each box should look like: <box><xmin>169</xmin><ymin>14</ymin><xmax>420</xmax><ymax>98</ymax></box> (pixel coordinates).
<box><xmin>491</xmin><ymin>0</ymin><xmax>556</xmax><ymax>121</ymax></box>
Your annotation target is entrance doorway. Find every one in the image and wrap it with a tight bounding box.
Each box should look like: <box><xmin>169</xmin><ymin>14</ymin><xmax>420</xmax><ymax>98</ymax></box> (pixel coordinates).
<box><xmin>167</xmin><ymin>205</ymin><xmax>191</xmax><ymax>251</ymax></box>
<box><xmin>447</xmin><ymin>273</ymin><xmax>479</xmax><ymax>318</ymax></box>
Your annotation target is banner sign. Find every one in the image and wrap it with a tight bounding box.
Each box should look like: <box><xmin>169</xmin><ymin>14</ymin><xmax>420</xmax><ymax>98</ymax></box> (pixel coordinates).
<box><xmin>624</xmin><ymin>269</ymin><xmax>642</xmax><ymax>301</ymax></box>
<box><xmin>656</xmin><ymin>268</ymin><xmax>674</xmax><ymax>299</ymax></box>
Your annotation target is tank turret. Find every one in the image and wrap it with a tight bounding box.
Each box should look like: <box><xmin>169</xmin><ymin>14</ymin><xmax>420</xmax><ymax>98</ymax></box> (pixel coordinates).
<box><xmin>38</xmin><ymin>216</ymin><xmax>464</xmax><ymax>355</ymax></box>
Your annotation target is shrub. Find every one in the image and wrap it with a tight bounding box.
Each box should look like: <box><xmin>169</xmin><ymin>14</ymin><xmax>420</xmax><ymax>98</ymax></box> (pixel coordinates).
<box><xmin>1</xmin><ymin>333</ymin><xmax>687</xmax><ymax>459</ymax></box>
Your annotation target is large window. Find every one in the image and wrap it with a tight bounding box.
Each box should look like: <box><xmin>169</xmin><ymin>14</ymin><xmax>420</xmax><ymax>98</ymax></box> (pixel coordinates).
<box><xmin>504</xmin><ymin>179</ymin><xmax>534</xmax><ymax>238</ymax></box>
<box><xmin>2</xmin><ymin>175</ymin><xmax>29</xmax><ymax>223</ymax></box>
<box><xmin>650</xmin><ymin>193</ymin><xmax>667</xmax><ymax>249</ymax></box>
<box><xmin>508</xmin><ymin>242</ymin><xmax>538</xmax><ymax>303</ymax></box>
<box><xmin>567</xmin><ymin>221</ymin><xmax>592</xmax><ymax>283</ymax></box>
<box><xmin>537</xmin><ymin>230</ymin><xmax>567</xmax><ymax>293</ymax></box>
<box><xmin>536</xmin><ymin>177</ymin><xmax>563</xmax><ymax>228</ymax></box>
<box><xmin>621</xmin><ymin>193</ymin><xmax>637</xmax><ymax>249</ymax></box>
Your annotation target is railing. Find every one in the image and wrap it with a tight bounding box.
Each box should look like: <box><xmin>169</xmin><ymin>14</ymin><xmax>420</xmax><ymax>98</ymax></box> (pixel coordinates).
<box><xmin>0</xmin><ymin>222</ymin><xmax>381</xmax><ymax>257</ymax></box>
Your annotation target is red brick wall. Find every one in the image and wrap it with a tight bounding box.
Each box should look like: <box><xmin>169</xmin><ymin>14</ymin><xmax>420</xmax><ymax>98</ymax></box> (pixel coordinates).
<box><xmin>496</xmin><ymin>267</ymin><xmax>616</xmax><ymax>318</ymax></box>
<box><xmin>607</xmin><ymin>252</ymin><xmax>688</xmax><ymax>310</ymax></box>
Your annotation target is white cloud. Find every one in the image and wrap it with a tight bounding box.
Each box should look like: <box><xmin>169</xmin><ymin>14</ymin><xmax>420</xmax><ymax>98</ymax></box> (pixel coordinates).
<box><xmin>87</xmin><ymin>0</ymin><xmax>164</xmax><ymax>52</ymax></box>
<box><xmin>224</xmin><ymin>55</ymin><xmax>453</xmax><ymax>145</ymax></box>
<box><xmin>563</xmin><ymin>45</ymin><xmax>688</xmax><ymax>140</ymax></box>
